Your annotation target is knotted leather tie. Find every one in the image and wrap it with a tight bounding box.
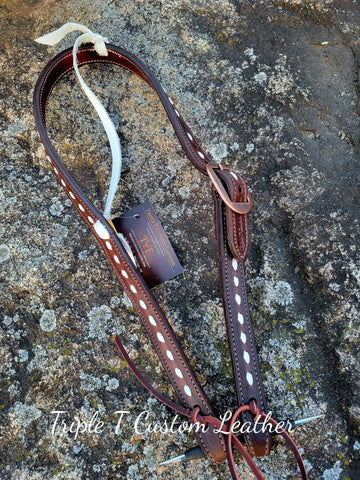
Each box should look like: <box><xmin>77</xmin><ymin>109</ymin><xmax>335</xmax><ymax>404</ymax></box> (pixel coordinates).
<box><xmin>33</xmin><ymin>24</ymin><xmax>307</xmax><ymax>480</ymax></box>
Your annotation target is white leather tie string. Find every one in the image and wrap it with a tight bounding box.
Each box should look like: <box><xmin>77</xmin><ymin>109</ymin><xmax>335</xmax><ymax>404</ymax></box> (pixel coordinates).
<box><xmin>35</xmin><ymin>23</ymin><xmax>122</xmax><ymax>221</ymax></box>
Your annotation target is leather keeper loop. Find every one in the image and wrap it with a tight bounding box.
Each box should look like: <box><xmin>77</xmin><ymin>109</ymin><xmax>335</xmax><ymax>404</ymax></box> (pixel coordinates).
<box><xmin>214</xmin><ymin>167</ymin><xmax>250</xmax><ymax>263</ymax></box>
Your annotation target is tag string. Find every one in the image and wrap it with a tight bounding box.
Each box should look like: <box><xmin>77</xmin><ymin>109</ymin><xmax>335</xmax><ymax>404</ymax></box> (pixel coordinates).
<box><xmin>35</xmin><ymin>22</ymin><xmax>122</xmax><ymax>221</ymax></box>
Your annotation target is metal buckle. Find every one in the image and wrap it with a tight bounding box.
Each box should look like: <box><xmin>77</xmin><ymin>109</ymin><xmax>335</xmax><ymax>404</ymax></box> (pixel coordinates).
<box><xmin>206</xmin><ymin>163</ymin><xmax>252</xmax><ymax>214</ymax></box>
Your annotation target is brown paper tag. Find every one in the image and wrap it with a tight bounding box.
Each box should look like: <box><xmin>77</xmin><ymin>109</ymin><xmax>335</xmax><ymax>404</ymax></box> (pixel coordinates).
<box><xmin>111</xmin><ymin>201</ymin><xmax>183</xmax><ymax>288</ymax></box>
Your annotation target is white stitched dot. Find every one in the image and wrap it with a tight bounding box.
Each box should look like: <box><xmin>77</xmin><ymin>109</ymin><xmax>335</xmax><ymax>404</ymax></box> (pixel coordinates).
<box><xmin>235</xmin><ymin>294</ymin><xmax>241</xmax><ymax>305</ymax></box>
<box><xmin>168</xmin><ymin>97</ymin><xmax>173</xmax><ymax>105</ymax></box>
<box><xmin>140</xmin><ymin>300</ymin><xmax>147</xmax><ymax>310</ymax></box>
<box><xmin>61</xmin><ymin>179</ymin><xmax>66</xmax><ymax>187</ymax></box>
<box><xmin>166</xmin><ymin>350</ymin><xmax>174</xmax><ymax>360</ymax></box>
<box><xmin>244</xmin><ymin>351</ymin><xmax>250</xmax><ymax>364</ymax></box>
<box><xmin>130</xmin><ymin>284</ymin><xmax>137</xmax><ymax>294</ymax></box>
<box><xmin>238</xmin><ymin>313</ymin><xmax>244</xmax><ymax>324</ymax></box>
<box><xmin>174</xmin><ymin>109</ymin><xmax>180</xmax><ymax>117</ymax></box>
<box><xmin>234</xmin><ymin>276</ymin><xmax>239</xmax><ymax>287</ymax></box>
<box><xmin>121</xmin><ymin>270</ymin><xmax>128</xmax><ymax>278</ymax></box>
<box><xmin>157</xmin><ymin>332</ymin><xmax>165</xmax><ymax>343</ymax></box>
<box><xmin>232</xmin><ymin>258</ymin><xmax>238</xmax><ymax>271</ymax></box>
<box><xmin>187</xmin><ymin>132</ymin><xmax>193</xmax><ymax>141</ymax></box>
<box><xmin>241</xmin><ymin>332</ymin><xmax>247</xmax><ymax>344</ymax></box>
<box><xmin>175</xmin><ymin>368</ymin><xmax>183</xmax><ymax>378</ymax></box>
<box><xmin>69</xmin><ymin>191</ymin><xmax>75</xmax><ymax>199</ymax></box>
<box><xmin>149</xmin><ymin>316</ymin><xmax>157</xmax><ymax>326</ymax></box>
<box><xmin>114</xmin><ymin>255</ymin><xmax>120</xmax><ymax>264</ymax></box>
<box><xmin>94</xmin><ymin>220</ymin><xmax>110</xmax><ymax>240</ymax></box>
<box><xmin>246</xmin><ymin>372</ymin><xmax>254</xmax><ymax>386</ymax></box>
<box><xmin>184</xmin><ymin>385</ymin><xmax>192</xmax><ymax>397</ymax></box>
<box><xmin>79</xmin><ymin>204</ymin><xmax>85</xmax><ymax>212</ymax></box>
<box><xmin>197</xmin><ymin>151</ymin><xmax>205</xmax><ymax>159</ymax></box>
<box><xmin>88</xmin><ymin>216</ymin><xmax>94</xmax><ymax>224</ymax></box>
<box><xmin>230</xmin><ymin>172</ymin><xmax>238</xmax><ymax>180</ymax></box>
<box><xmin>106</xmin><ymin>241</ymin><xmax>112</xmax><ymax>250</ymax></box>
<box><xmin>54</xmin><ymin>167</ymin><xmax>58</xmax><ymax>175</ymax></box>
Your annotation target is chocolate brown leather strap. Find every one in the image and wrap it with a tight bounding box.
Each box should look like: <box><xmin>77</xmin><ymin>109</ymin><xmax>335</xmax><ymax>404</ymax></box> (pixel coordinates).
<box><xmin>212</xmin><ymin>182</ymin><xmax>271</xmax><ymax>457</ymax></box>
<box><xmin>33</xmin><ymin>42</ymin><xmax>307</xmax><ymax>479</ymax></box>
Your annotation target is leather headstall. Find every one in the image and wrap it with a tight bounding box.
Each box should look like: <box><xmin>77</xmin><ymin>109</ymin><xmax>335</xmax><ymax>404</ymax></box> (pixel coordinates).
<box><xmin>33</xmin><ymin>42</ymin><xmax>308</xmax><ymax>480</ymax></box>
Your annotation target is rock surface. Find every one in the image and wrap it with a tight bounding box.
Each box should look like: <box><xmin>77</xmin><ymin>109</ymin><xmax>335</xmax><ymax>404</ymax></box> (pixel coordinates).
<box><xmin>0</xmin><ymin>1</ymin><xmax>359</xmax><ymax>479</ymax></box>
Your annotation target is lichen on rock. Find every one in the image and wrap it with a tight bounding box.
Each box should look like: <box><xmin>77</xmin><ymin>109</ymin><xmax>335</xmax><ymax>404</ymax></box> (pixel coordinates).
<box><xmin>1</xmin><ymin>0</ymin><xmax>359</xmax><ymax>479</ymax></box>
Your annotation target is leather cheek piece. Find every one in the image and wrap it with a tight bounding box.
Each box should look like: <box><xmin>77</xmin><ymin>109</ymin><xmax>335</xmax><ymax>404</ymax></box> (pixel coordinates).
<box><xmin>212</xmin><ymin>187</ymin><xmax>271</xmax><ymax>457</ymax></box>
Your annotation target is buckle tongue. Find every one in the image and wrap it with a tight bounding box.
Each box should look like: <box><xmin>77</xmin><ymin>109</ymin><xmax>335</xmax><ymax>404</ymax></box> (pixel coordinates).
<box><xmin>206</xmin><ymin>163</ymin><xmax>252</xmax><ymax>214</ymax></box>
